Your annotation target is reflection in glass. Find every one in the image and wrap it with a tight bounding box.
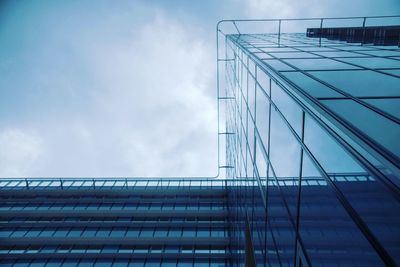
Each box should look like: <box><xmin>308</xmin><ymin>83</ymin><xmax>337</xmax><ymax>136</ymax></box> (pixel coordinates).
<box><xmin>309</xmin><ymin>70</ymin><xmax>400</xmax><ymax>97</ymax></box>
<box><xmin>304</xmin><ymin>113</ymin><xmax>364</xmax><ymax>173</ymax></box>
<box><xmin>282</xmin><ymin>71</ymin><xmax>343</xmax><ymax>98</ymax></box>
<box><xmin>321</xmin><ymin>99</ymin><xmax>400</xmax><ymax>159</ymax></box>
<box><xmin>299</xmin><ymin>154</ymin><xmax>384</xmax><ymax>266</ymax></box>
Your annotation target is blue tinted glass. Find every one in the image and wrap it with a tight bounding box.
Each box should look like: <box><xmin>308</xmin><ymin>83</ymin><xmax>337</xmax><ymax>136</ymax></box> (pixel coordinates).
<box><xmin>309</xmin><ymin>70</ymin><xmax>400</xmax><ymax>97</ymax></box>
<box><xmin>182</xmin><ymin>229</ymin><xmax>196</xmax><ymax>237</ymax></box>
<box><xmin>94</xmin><ymin>260</ymin><xmax>114</xmax><ymax>267</ymax></box>
<box><xmin>269</xmin><ymin>52</ymin><xmax>321</xmax><ymax>59</ymax></box>
<box><xmin>382</xmin><ymin>69</ymin><xmax>400</xmax><ymax>76</ymax></box>
<box><xmin>300</xmin><ymin>46</ymin><xmax>336</xmax><ymax>52</ymax></box>
<box><xmin>95</xmin><ymin>230</ymin><xmax>110</xmax><ymax>237</ymax></box>
<box><xmin>361</xmin><ymin>50</ymin><xmax>400</xmax><ymax>57</ymax></box>
<box><xmin>54</xmin><ymin>228</ymin><xmax>69</xmax><ymax>237</ymax></box>
<box><xmin>211</xmin><ymin>228</ymin><xmax>226</xmax><ymax>237</ymax></box>
<box><xmin>128</xmin><ymin>260</ymin><xmax>144</xmax><ymax>267</ymax></box>
<box><xmin>111</xmin><ymin>228</ymin><xmax>126</xmax><ymax>237</ymax></box>
<box><xmin>334</xmin><ymin>45</ymin><xmax>373</xmax><ymax>51</ymax></box>
<box><xmin>271</xmin><ymin>81</ymin><xmax>302</xmax><ymax>135</ymax></box>
<box><xmin>11</xmin><ymin>229</ymin><xmax>28</xmax><ymax>237</ymax></box>
<box><xmin>13</xmin><ymin>261</ymin><xmax>33</xmax><ymax>267</ymax></box>
<box><xmin>45</xmin><ymin>260</ymin><xmax>63</xmax><ymax>267</ymax></box>
<box><xmin>255</xmin><ymin>52</ymin><xmax>273</xmax><ymax>59</ymax></box>
<box><xmin>196</xmin><ymin>229</ymin><xmax>210</xmax><ymax>237</ymax></box>
<box><xmin>154</xmin><ymin>229</ymin><xmax>168</xmax><ymax>237</ymax></box>
<box><xmin>262</xmin><ymin>59</ymin><xmax>294</xmax><ymax>71</ymax></box>
<box><xmin>0</xmin><ymin>260</ymin><xmax>14</xmax><ymax>267</ymax></box>
<box><xmin>25</xmin><ymin>229</ymin><xmax>42</xmax><ymax>237</ymax></box>
<box><xmin>168</xmin><ymin>230</ymin><xmax>181</xmax><ymax>237</ymax></box>
<box><xmin>260</xmin><ymin>47</ymin><xmax>298</xmax><ymax>52</ymax></box>
<box><xmin>314</xmin><ymin>51</ymin><xmax>365</xmax><ymax>57</ymax></box>
<box><xmin>321</xmin><ymin>99</ymin><xmax>400</xmax><ymax>159</ymax></box>
<box><xmin>0</xmin><ymin>230</ymin><xmax>12</xmax><ymax>237</ymax></box>
<box><xmin>81</xmin><ymin>228</ymin><xmax>97</xmax><ymax>237</ymax></box>
<box><xmin>160</xmin><ymin>262</ymin><xmax>177</xmax><ymax>267</ymax></box>
<box><xmin>140</xmin><ymin>229</ymin><xmax>154</xmax><ymax>237</ymax></box>
<box><xmin>62</xmin><ymin>260</ymin><xmax>79</xmax><ymax>267</ymax></box>
<box><xmin>282</xmin><ymin>71</ymin><xmax>343</xmax><ymax>98</ymax></box>
<box><xmin>256</xmin><ymin>67</ymin><xmax>270</xmax><ymax>94</ymax></box>
<box><xmin>102</xmin><ymin>246</ymin><xmax>118</xmax><ymax>253</ymax></box>
<box><xmin>77</xmin><ymin>260</ymin><xmax>93</xmax><ymax>267</ymax></box>
<box><xmin>255</xmin><ymin>84</ymin><xmax>270</xmax><ymax>150</ymax></box>
<box><xmin>304</xmin><ymin>114</ymin><xmax>364</xmax><ymax>173</ymax></box>
<box><xmin>145</xmin><ymin>260</ymin><xmax>161</xmax><ymax>267</ymax></box>
<box><xmin>209</xmin><ymin>260</ymin><xmax>225</xmax><ymax>267</ymax></box>
<box><xmin>283</xmin><ymin>58</ymin><xmax>360</xmax><ymax>70</ymax></box>
<box><xmin>299</xmin><ymin>153</ymin><xmax>384</xmax><ymax>266</ymax></box>
<box><xmin>255</xmin><ymin>138</ymin><xmax>268</xmax><ymax>195</ymax></box>
<box><xmin>68</xmin><ymin>229</ymin><xmax>82</xmax><ymax>237</ymax></box>
<box><xmin>112</xmin><ymin>261</ymin><xmax>128</xmax><ymax>267</ymax></box>
<box><xmin>0</xmin><ymin>205</ymin><xmax>10</xmax><ymax>211</ymax></box>
<box><xmin>269</xmin><ymin>108</ymin><xmax>301</xmax><ymax>178</ymax></box>
<box><xmin>339</xmin><ymin>57</ymin><xmax>400</xmax><ymax>68</ymax></box>
<box><xmin>363</xmin><ymin>98</ymin><xmax>400</xmax><ymax>119</ymax></box>
<box><xmin>30</xmin><ymin>261</ymin><xmax>49</xmax><ymax>267</ymax></box>
<box><xmin>177</xmin><ymin>260</ymin><xmax>192</xmax><ymax>267</ymax></box>
<box><xmin>40</xmin><ymin>229</ymin><xmax>55</xmax><ymax>237</ymax></box>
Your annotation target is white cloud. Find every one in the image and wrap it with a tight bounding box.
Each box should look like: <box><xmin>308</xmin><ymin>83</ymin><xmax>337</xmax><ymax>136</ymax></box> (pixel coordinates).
<box><xmin>87</xmin><ymin>13</ymin><xmax>217</xmax><ymax>176</ymax></box>
<box><xmin>242</xmin><ymin>0</ymin><xmax>323</xmax><ymax>18</ymax></box>
<box><xmin>0</xmin><ymin>6</ymin><xmax>217</xmax><ymax>177</ymax></box>
<box><xmin>0</xmin><ymin>129</ymin><xmax>44</xmax><ymax>177</ymax></box>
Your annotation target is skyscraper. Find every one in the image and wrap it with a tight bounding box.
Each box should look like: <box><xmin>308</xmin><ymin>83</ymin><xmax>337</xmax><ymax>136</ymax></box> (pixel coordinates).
<box><xmin>220</xmin><ymin>16</ymin><xmax>400</xmax><ymax>266</ymax></box>
<box><xmin>1</xmin><ymin>15</ymin><xmax>400</xmax><ymax>267</ymax></box>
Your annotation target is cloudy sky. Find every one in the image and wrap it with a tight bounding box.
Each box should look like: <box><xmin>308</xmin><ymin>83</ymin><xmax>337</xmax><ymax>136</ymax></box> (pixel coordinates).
<box><xmin>0</xmin><ymin>0</ymin><xmax>399</xmax><ymax>178</ymax></box>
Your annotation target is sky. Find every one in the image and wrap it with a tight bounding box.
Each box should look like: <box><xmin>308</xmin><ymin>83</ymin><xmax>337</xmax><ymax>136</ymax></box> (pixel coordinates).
<box><xmin>0</xmin><ymin>0</ymin><xmax>399</xmax><ymax>178</ymax></box>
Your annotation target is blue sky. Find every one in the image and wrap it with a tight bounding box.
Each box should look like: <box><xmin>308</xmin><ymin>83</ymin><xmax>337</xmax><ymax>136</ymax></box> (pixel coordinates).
<box><xmin>0</xmin><ymin>0</ymin><xmax>399</xmax><ymax>177</ymax></box>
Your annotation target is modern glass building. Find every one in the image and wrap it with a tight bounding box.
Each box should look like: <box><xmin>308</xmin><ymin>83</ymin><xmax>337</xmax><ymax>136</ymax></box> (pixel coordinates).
<box><xmin>1</xmin><ymin>16</ymin><xmax>400</xmax><ymax>267</ymax></box>
<box><xmin>219</xmin><ymin>16</ymin><xmax>400</xmax><ymax>267</ymax></box>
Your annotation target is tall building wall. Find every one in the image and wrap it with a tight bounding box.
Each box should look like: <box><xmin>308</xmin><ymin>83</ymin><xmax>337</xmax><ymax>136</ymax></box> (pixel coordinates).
<box><xmin>0</xmin><ymin>179</ymin><xmax>230</xmax><ymax>266</ymax></box>
<box><xmin>223</xmin><ymin>26</ymin><xmax>400</xmax><ymax>266</ymax></box>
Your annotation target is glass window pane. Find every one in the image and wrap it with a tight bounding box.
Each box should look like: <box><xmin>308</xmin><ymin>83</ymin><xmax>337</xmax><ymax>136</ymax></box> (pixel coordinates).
<box><xmin>299</xmin><ymin>153</ymin><xmax>384</xmax><ymax>266</ymax></box>
<box><xmin>269</xmin><ymin>52</ymin><xmax>320</xmax><ymax>59</ymax></box>
<box><xmin>271</xmin><ymin>81</ymin><xmax>302</xmax><ymax>135</ymax></box>
<box><xmin>314</xmin><ymin>51</ymin><xmax>364</xmax><ymax>57</ymax></box>
<box><xmin>262</xmin><ymin>59</ymin><xmax>294</xmax><ymax>71</ymax></box>
<box><xmin>321</xmin><ymin>99</ymin><xmax>400</xmax><ymax>159</ymax></box>
<box><xmin>281</xmin><ymin>71</ymin><xmax>343</xmax><ymax>98</ymax></box>
<box><xmin>269</xmin><ymin>109</ymin><xmax>301</xmax><ymax>178</ymax></box>
<box><xmin>339</xmin><ymin>57</ymin><xmax>400</xmax><ymax>69</ymax></box>
<box><xmin>304</xmin><ymin>114</ymin><xmax>364</xmax><ymax>173</ymax></box>
<box><xmin>357</xmin><ymin>49</ymin><xmax>400</xmax><ymax>56</ymax></box>
<box><xmin>255</xmin><ymin>84</ymin><xmax>270</xmax><ymax>150</ymax></box>
<box><xmin>282</xmin><ymin>58</ymin><xmax>360</xmax><ymax>71</ymax></box>
<box><xmin>363</xmin><ymin>98</ymin><xmax>400</xmax><ymax>119</ymax></box>
<box><xmin>308</xmin><ymin>70</ymin><xmax>400</xmax><ymax>97</ymax></box>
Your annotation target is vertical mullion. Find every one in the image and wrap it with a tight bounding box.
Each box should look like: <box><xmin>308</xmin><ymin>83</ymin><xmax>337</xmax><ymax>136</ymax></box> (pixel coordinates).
<box><xmin>265</xmin><ymin>78</ymin><xmax>273</xmax><ymax>264</ymax></box>
<box><xmin>293</xmin><ymin>111</ymin><xmax>311</xmax><ymax>266</ymax></box>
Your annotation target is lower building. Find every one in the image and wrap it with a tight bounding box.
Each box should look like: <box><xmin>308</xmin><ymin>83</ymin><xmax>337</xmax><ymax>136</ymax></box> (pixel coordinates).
<box><xmin>0</xmin><ymin>179</ymin><xmax>230</xmax><ymax>266</ymax></box>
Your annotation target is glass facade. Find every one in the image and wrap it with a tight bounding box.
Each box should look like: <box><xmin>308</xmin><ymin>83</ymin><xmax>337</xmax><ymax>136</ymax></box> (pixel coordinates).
<box><xmin>0</xmin><ymin>179</ymin><xmax>230</xmax><ymax>266</ymax></box>
<box><xmin>221</xmin><ymin>17</ymin><xmax>400</xmax><ymax>267</ymax></box>
<box><xmin>1</xmin><ymin>16</ymin><xmax>400</xmax><ymax>267</ymax></box>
